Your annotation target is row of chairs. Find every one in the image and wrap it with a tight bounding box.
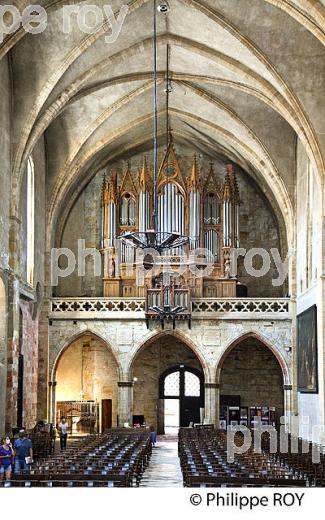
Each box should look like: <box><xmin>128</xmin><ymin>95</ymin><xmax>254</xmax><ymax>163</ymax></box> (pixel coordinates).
<box><xmin>260</xmin><ymin>432</ymin><xmax>325</xmax><ymax>486</ymax></box>
<box><xmin>2</xmin><ymin>431</ymin><xmax>152</xmax><ymax>488</ymax></box>
<box><xmin>178</xmin><ymin>427</ymin><xmax>319</xmax><ymax>487</ymax></box>
<box><xmin>29</xmin><ymin>432</ymin><xmax>55</xmax><ymax>460</ymax></box>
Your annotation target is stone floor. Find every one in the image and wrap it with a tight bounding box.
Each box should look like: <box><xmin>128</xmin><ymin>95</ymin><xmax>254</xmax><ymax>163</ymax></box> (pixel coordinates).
<box><xmin>140</xmin><ymin>437</ymin><xmax>183</xmax><ymax>487</ymax></box>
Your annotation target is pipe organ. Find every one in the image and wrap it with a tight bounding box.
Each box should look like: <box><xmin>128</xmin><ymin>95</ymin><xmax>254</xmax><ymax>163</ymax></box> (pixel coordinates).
<box><xmin>100</xmin><ymin>142</ymin><xmax>241</xmax><ymax>297</ymax></box>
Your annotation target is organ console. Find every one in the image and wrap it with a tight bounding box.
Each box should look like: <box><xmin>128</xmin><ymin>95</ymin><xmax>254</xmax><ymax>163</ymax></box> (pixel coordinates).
<box><xmin>100</xmin><ymin>141</ymin><xmax>241</xmax><ymax>299</ymax></box>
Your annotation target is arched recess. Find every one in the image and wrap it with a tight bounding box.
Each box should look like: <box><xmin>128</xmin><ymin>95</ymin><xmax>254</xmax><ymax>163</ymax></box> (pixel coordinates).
<box><xmin>128</xmin><ymin>329</ymin><xmax>209</xmax><ymax>379</ymax></box>
<box><xmin>51</xmin><ymin>331</ymin><xmax>121</xmax><ymax>432</ymax></box>
<box><xmin>129</xmin><ymin>330</ymin><xmax>208</xmax><ymax>432</ymax></box>
<box><xmin>216</xmin><ymin>332</ymin><xmax>291</xmax><ymax>427</ymax></box>
<box><xmin>0</xmin><ymin>276</ymin><xmax>7</xmax><ymax>436</ymax></box>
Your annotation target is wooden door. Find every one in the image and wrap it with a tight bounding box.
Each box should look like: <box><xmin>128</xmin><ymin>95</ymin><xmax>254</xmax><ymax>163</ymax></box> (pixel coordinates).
<box><xmin>101</xmin><ymin>399</ymin><xmax>112</xmax><ymax>432</ymax></box>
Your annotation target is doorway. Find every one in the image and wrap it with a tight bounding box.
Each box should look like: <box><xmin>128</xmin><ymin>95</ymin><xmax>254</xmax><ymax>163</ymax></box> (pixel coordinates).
<box><xmin>164</xmin><ymin>399</ymin><xmax>179</xmax><ymax>434</ymax></box>
<box><xmin>159</xmin><ymin>366</ymin><xmax>204</xmax><ymax>433</ymax></box>
<box><xmin>101</xmin><ymin>399</ymin><xmax>112</xmax><ymax>431</ymax></box>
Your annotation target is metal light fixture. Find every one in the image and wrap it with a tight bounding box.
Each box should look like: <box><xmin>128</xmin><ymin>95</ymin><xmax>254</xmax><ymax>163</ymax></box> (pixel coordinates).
<box><xmin>117</xmin><ymin>0</ymin><xmax>188</xmax><ymax>253</ymax></box>
<box><xmin>157</xmin><ymin>1</ymin><xmax>170</xmax><ymax>13</ymax></box>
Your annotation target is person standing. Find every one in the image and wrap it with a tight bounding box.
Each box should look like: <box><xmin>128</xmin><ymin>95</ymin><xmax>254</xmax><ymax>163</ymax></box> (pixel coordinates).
<box><xmin>58</xmin><ymin>417</ymin><xmax>69</xmax><ymax>450</ymax></box>
<box><xmin>0</xmin><ymin>437</ymin><xmax>14</xmax><ymax>481</ymax></box>
<box><xmin>14</xmin><ymin>430</ymin><xmax>33</xmax><ymax>474</ymax></box>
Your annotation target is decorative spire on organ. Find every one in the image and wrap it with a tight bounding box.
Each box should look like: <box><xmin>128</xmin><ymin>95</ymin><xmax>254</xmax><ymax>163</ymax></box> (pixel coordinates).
<box><xmin>101</xmin><ymin>171</ymin><xmax>108</xmax><ymax>206</ymax></box>
<box><xmin>223</xmin><ymin>166</ymin><xmax>232</xmax><ymax>202</ymax></box>
<box><xmin>120</xmin><ymin>162</ymin><xmax>137</xmax><ymax>197</ymax></box>
<box><xmin>108</xmin><ymin>171</ymin><xmax>118</xmax><ymax>204</ymax></box>
<box><xmin>139</xmin><ymin>156</ymin><xmax>148</xmax><ymax>192</ymax></box>
<box><xmin>226</xmin><ymin>164</ymin><xmax>239</xmax><ymax>202</ymax></box>
<box><xmin>188</xmin><ymin>154</ymin><xmax>199</xmax><ymax>191</ymax></box>
<box><xmin>158</xmin><ymin>138</ymin><xmax>186</xmax><ymax>192</ymax></box>
<box><xmin>203</xmin><ymin>163</ymin><xmax>220</xmax><ymax>196</ymax></box>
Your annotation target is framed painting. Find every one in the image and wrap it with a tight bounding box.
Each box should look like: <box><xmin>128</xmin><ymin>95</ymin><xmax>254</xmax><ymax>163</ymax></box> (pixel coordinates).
<box><xmin>297</xmin><ymin>305</ymin><xmax>318</xmax><ymax>393</ymax></box>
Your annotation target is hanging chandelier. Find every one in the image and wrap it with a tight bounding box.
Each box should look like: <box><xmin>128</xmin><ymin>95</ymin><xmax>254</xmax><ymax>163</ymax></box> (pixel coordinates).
<box><xmin>117</xmin><ymin>0</ymin><xmax>188</xmax><ymax>253</ymax></box>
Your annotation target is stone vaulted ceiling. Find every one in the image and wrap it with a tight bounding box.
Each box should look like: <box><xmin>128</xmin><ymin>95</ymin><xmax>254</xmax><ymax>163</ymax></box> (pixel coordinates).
<box><xmin>1</xmin><ymin>0</ymin><xmax>325</xmax><ymax>248</ymax></box>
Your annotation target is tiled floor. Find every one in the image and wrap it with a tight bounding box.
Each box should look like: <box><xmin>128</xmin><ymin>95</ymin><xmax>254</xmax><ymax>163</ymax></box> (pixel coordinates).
<box><xmin>140</xmin><ymin>438</ymin><xmax>183</xmax><ymax>487</ymax></box>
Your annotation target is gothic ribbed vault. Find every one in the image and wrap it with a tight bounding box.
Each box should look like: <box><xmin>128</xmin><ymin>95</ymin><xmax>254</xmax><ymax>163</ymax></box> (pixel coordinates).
<box><xmin>2</xmin><ymin>0</ymin><xmax>325</xmax><ymax>253</ymax></box>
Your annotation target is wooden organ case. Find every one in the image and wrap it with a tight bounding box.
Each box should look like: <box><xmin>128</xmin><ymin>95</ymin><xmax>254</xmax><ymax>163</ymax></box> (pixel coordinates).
<box><xmin>99</xmin><ymin>142</ymin><xmax>241</xmax><ymax>299</ymax></box>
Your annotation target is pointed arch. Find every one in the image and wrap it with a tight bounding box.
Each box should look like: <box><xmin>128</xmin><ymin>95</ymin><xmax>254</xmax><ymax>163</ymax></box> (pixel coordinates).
<box><xmin>50</xmin><ymin>329</ymin><xmax>122</xmax><ymax>381</ymax></box>
<box><xmin>216</xmin><ymin>331</ymin><xmax>290</xmax><ymax>386</ymax></box>
<box><xmin>128</xmin><ymin>329</ymin><xmax>210</xmax><ymax>381</ymax></box>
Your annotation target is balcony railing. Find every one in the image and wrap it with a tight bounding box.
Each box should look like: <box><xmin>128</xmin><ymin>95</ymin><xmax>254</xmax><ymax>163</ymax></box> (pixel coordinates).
<box><xmin>51</xmin><ymin>298</ymin><xmax>145</xmax><ymax>316</ymax></box>
<box><xmin>50</xmin><ymin>297</ymin><xmax>292</xmax><ymax>320</ymax></box>
<box><xmin>192</xmin><ymin>298</ymin><xmax>291</xmax><ymax>318</ymax></box>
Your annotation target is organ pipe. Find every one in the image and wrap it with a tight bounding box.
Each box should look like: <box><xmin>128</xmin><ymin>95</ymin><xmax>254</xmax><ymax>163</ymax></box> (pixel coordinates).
<box><xmin>139</xmin><ymin>157</ymin><xmax>150</xmax><ymax>232</ymax></box>
<box><xmin>101</xmin><ymin>172</ymin><xmax>117</xmax><ymax>248</ymax></box>
<box><xmin>189</xmin><ymin>155</ymin><xmax>200</xmax><ymax>250</ymax></box>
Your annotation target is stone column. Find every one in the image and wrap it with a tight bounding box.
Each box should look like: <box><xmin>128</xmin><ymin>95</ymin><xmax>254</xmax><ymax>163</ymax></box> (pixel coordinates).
<box><xmin>49</xmin><ymin>381</ymin><xmax>57</xmax><ymax>425</ymax></box>
<box><xmin>37</xmin><ymin>296</ymin><xmax>50</xmax><ymax>421</ymax></box>
<box><xmin>0</xmin><ymin>271</ymin><xmax>7</xmax><ymax>437</ymax></box>
<box><xmin>5</xmin><ymin>275</ymin><xmax>20</xmax><ymax>432</ymax></box>
<box><xmin>9</xmin><ymin>216</ymin><xmax>21</xmax><ymax>273</ymax></box>
<box><xmin>283</xmin><ymin>384</ymin><xmax>293</xmax><ymax>432</ymax></box>
<box><xmin>204</xmin><ymin>383</ymin><xmax>219</xmax><ymax>427</ymax></box>
<box><xmin>117</xmin><ymin>381</ymin><xmax>134</xmax><ymax>426</ymax></box>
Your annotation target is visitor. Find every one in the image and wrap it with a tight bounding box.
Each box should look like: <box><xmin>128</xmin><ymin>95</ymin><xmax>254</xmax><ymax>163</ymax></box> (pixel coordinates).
<box><xmin>149</xmin><ymin>425</ymin><xmax>157</xmax><ymax>446</ymax></box>
<box><xmin>0</xmin><ymin>436</ymin><xmax>14</xmax><ymax>481</ymax></box>
<box><xmin>14</xmin><ymin>430</ymin><xmax>33</xmax><ymax>474</ymax></box>
<box><xmin>58</xmin><ymin>416</ymin><xmax>69</xmax><ymax>450</ymax></box>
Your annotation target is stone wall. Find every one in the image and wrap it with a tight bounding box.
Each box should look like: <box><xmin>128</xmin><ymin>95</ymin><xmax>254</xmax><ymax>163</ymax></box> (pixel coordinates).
<box><xmin>220</xmin><ymin>337</ymin><xmax>284</xmax><ymax>413</ymax></box>
<box><xmin>5</xmin><ymin>280</ymin><xmax>20</xmax><ymax>432</ymax></box>
<box><xmin>0</xmin><ymin>55</ymin><xmax>11</xmax><ymax>433</ymax></box>
<box><xmin>48</xmin><ymin>318</ymin><xmax>293</xmax><ymax>384</ymax></box>
<box><xmin>296</xmin><ymin>138</ymin><xmax>325</xmax><ymax>442</ymax></box>
<box><xmin>0</xmin><ymin>276</ymin><xmax>7</xmax><ymax>435</ymax></box>
<box><xmin>0</xmin><ymin>55</ymin><xmax>11</xmax><ymax>272</ymax></box>
<box><xmin>20</xmin><ymin>301</ymin><xmax>39</xmax><ymax>430</ymax></box>
<box><xmin>47</xmin><ymin>317</ymin><xmax>293</xmax><ymax>430</ymax></box>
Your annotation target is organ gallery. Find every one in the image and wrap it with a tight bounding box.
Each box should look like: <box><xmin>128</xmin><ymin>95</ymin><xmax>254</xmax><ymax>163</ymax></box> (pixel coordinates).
<box><xmin>100</xmin><ymin>141</ymin><xmax>241</xmax><ymax>299</ymax></box>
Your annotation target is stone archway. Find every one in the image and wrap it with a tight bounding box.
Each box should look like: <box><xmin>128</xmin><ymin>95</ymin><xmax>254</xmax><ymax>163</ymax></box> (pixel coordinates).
<box><xmin>130</xmin><ymin>332</ymin><xmax>205</xmax><ymax>433</ymax></box>
<box><xmin>52</xmin><ymin>333</ymin><xmax>120</xmax><ymax>433</ymax></box>
<box><xmin>217</xmin><ymin>334</ymin><xmax>288</xmax><ymax>428</ymax></box>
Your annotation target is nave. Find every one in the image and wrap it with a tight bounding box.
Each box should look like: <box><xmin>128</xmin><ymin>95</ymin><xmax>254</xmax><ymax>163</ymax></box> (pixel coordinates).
<box><xmin>2</xmin><ymin>426</ymin><xmax>325</xmax><ymax>488</ymax></box>
<box><xmin>140</xmin><ymin>436</ymin><xmax>183</xmax><ymax>487</ymax></box>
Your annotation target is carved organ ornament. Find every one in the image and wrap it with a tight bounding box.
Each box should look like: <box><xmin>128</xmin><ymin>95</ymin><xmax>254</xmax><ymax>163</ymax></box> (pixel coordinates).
<box><xmin>100</xmin><ymin>144</ymin><xmax>240</xmax><ymax>298</ymax></box>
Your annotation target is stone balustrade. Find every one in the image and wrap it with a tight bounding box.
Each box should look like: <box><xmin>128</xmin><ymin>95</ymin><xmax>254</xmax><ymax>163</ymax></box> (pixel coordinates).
<box><xmin>192</xmin><ymin>298</ymin><xmax>291</xmax><ymax>319</ymax></box>
<box><xmin>49</xmin><ymin>297</ymin><xmax>292</xmax><ymax>321</ymax></box>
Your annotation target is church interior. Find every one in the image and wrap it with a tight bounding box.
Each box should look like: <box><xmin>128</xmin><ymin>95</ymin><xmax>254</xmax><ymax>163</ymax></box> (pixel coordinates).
<box><xmin>1</xmin><ymin>0</ymin><xmax>325</xmax><ymax>489</ymax></box>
